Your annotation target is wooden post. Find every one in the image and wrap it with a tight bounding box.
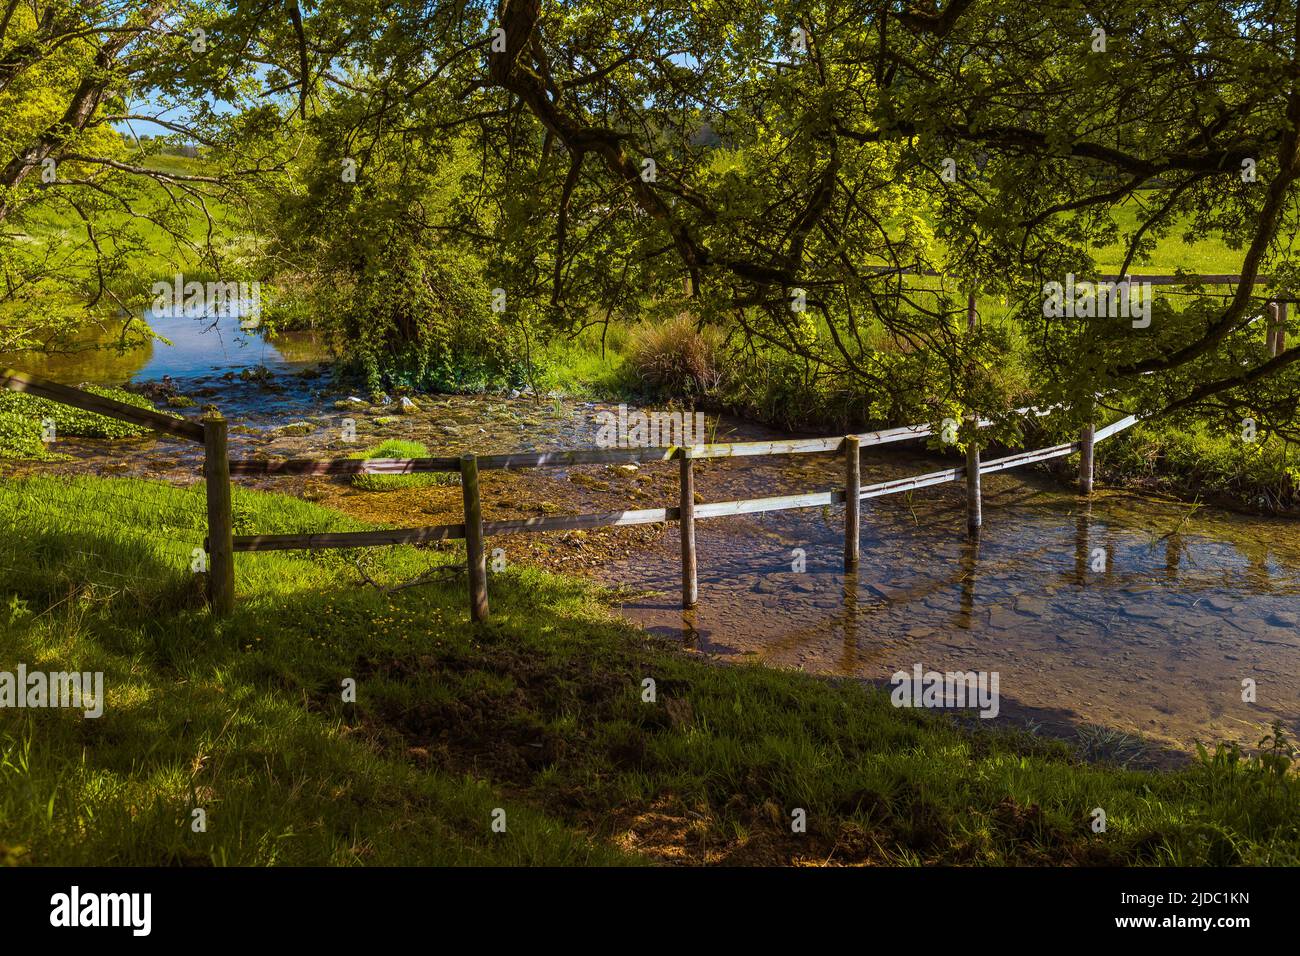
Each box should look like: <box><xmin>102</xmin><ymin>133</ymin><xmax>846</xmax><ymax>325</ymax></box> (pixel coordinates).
<box><xmin>965</xmin><ymin>441</ymin><xmax>982</xmax><ymax>535</ymax></box>
<box><xmin>965</xmin><ymin>290</ymin><xmax>982</xmax><ymax>537</ymax></box>
<box><xmin>1268</xmin><ymin>301</ymin><xmax>1281</xmax><ymax>357</ymax></box>
<box><xmin>460</xmin><ymin>454</ymin><xmax>489</xmax><ymax>622</ymax></box>
<box><xmin>1079</xmin><ymin>422</ymin><xmax>1095</xmax><ymax>495</ymax></box>
<box><xmin>1277</xmin><ymin>301</ymin><xmax>1288</xmax><ymax>355</ymax></box>
<box><xmin>679</xmin><ymin>452</ymin><xmax>698</xmax><ymax>609</ymax></box>
<box><xmin>844</xmin><ymin>435</ymin><xmax>860</xmax><ymax>569</ymax></box>
<box><xmin>202</xmin><ymin>413</ymin><xmax>235</xmax><ymax>617</ymax></box>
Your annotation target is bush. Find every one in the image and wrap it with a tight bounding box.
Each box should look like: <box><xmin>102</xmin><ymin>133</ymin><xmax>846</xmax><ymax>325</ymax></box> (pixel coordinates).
<box><xmin>0</xmin><ymin>410</ymin><xmax>57</xmax><ymax>459</ymax></box>
<box><xmin>1098</xmin><ymin>423</ymin><xmax>1300</xmax><ymax>512</ymax></box>
<box><xmin>348</xmin><ymin>439</ymin><xmax>459</xmax><ymax>492</ymax></box>
<box><xmin>339</xmin><ymin>249</ymin><xmax>529</xmax><ymax>395</ymax></box>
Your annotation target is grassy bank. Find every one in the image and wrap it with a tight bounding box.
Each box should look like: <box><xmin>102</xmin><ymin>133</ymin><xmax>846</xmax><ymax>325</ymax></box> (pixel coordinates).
<box><xmin>1</xmin><ymin>476</ymin><xmax>1297</xmax><ymax>866</ymax></box>
<box><xmin>1097</xmin><ymin>423</ymin><xmax>1300</xmax><ymax>514</ymax></box>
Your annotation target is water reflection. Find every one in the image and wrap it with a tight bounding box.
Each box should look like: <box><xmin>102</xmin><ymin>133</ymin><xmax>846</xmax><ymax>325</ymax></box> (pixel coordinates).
<box><xmin>4</xmin><ymin>311</ymin><xmax>327</xmax><ymax>384</ymax></box>
<box><xmin>841</xmin><ymin>572</ymin><xmax>859</xmax><ymax>671</ymax></box>
<box><xmin>957</xmin><ymin>536</ymin><xmax>979</xmax><ymax>630</ymax></box>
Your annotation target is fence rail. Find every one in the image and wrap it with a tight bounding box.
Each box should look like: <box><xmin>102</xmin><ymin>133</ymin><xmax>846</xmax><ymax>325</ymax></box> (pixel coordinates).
<box><xmin>0</xmin><ymin>368</ymin><xmax>206</xmax><ymax>442</ymax></box>
<box><xmin>221</xmin><ymin>412</ymin><xmax>1137</xmax><ymax>622</ymax></box>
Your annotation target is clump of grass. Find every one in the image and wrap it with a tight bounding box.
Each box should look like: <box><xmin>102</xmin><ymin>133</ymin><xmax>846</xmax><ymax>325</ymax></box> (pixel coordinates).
<box><xmin>348</xmin><ymin>438</ymin><xmax>459</xmax><ymax>492</ymax></box>
<box><xmin>624</xmin><ymin>315</ymin><xmax>726</xmax><ymax>400</ymax></box>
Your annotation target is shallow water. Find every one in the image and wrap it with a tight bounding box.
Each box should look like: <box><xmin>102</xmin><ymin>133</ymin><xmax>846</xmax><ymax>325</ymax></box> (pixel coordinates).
<box><xmin>7</xmin><ymin>339</ymin><xmax>1299</xmax><ymax>763</ymax></box>
<box><xmin>599</xmin><ymin>451</ymin><xmax>1300</xmax><ymax>764</ymax></box>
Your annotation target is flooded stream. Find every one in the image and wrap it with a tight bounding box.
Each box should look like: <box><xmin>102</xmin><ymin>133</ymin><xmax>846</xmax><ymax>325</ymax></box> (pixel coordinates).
<box><xmin>5</xmin><ymin>325</ymin><xmax>1299</xmax><ymax>765</ymax></box>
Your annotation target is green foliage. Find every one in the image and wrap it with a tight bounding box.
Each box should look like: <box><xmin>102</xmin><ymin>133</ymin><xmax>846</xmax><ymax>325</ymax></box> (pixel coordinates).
<box><xmin>348</xmin><ymin>439</ymin><xmax>458</xmax><ymax>492</ymax></box>
<box><xmin>0</xmin><ymin>411</ymin><xmax>57</xmax><ymax>460</ymax></box>
<box><xmin>1099</xmin><ymin>423</ymin><xmax>1300</xmax><ymax>513</ymax></box>
<box><xmin>342</xmin><ymin>249</ymin><xmax>528</xmax><ymax>394</ymax></box>
<box><xmin>0</xmin><ymin>386</ymin><xmax>166</xmax><ymax>450</ymax></box>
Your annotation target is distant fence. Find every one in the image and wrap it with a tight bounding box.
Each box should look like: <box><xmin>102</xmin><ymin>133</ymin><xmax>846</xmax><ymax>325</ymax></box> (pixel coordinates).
<box><xmin>878</xmin><ymin>267</ymin><xmax>1290</xmax><ymax>356</ymax></box>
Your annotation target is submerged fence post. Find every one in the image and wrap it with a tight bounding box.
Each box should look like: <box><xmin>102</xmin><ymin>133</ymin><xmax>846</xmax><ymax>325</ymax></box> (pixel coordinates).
<box><xmin>679</xmin><ymin>450</ymin><xmax>698</xmax><ymax>609</ymax></box>
<box><xmin>965</xmin><ymin>441</ymin><xmax>982</xmax><ymax>535</ymax></box>
<box><xmin>844</xmin><ymin>435</ymin><xmax>860</xmax><ymax>569</ymax></box>
<box><xmin>202</xmin><ymin>412</ymin><xmax>235</xmax><ymax>618</ymax></box>
<box><xmin>460</xmin><ymin>453</ymin><xmax>489</xmax><ymax>622</ymax></box>
<box><xmin>965</xmin><ymin>290</ymin><xmax>982</xmax><ymax>537</ymax></box>
<box><xmin>1079</xmin><ymin>422</ymin><xmax>1096</xmax><ymax>495</ymax></box>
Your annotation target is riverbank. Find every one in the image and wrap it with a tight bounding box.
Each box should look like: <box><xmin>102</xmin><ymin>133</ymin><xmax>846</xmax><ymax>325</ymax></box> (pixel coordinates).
<box><xmin>2</xmin><ymin>475</ymin><xmax>1297</xmax><ymax>866</ymax></box>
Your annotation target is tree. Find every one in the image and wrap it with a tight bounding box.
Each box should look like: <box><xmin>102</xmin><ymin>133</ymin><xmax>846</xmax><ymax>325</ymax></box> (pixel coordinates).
<box><xmin>0</xmin><ymin>1</ymin><xmax>288</xmax><ymax>352</ymax></box>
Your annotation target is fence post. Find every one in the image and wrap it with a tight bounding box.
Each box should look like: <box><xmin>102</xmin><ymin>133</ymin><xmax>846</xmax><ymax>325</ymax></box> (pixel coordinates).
<box><xmin>202</xmin><ymin>413</ymin><xmax>235</xmax><ymax>617</ymax></box>
<box><xmin>844</xmin><ymin>435</ymin><xmax>860</xmax><ymax>569</ymax></box>
<box><xmin>965</xmin><ymin>441</ymin><xmax>982</xmax><ymax>535</ymax></box>
<box><xmin>1079</xmin><ymin>422</ymin><xmax>1096</xmax><ymax>495</ymax></box>
<box><xmin>1268</xmin><ymin>301</ymin><xmax>1281</xmax><ymax>357</ymax></box>
<box><xmin>679</xmin><ymin>451</ymin><xmax>698</xmax><ymax>609</ymax></box>
<box><xmin>1277</xmin><ymin>300</ymin><xmax>1288</xmax><ymax>355</ymax></box>
<box><xmin>965</xmin><ymin>290</ymin><xmax>982</xmax><ymax>537</ymax></box>
<box><xmin>460</xmin><ymin>454</ymin><xmax>489</xmax><ymax>622</ymax></box>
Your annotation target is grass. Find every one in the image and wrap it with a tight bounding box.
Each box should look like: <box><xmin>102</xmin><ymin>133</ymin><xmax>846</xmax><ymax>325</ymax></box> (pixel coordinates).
<box><xmin>1098</xmin><ymin>422</ymin><xmax>1300</xmax><ymax>513</ymax></box>
<box><xmin>533</xmin><ymin>324</ymin><xmax>628</xmax><ymax>399</ymax></box>
<box><xmin>347</xmin><ymin>439</ymin><xmax>460</xmax><ymax>492</ymax></box>
<box><xmin>1</xmin><ymin>475</ymin><xmax>1298</xmax><ymax>866</ymax></box>
<box><xmin>1090</xmin><ymin>200</ymin><xmax>1256</xmax><ymax>275</ymax></box>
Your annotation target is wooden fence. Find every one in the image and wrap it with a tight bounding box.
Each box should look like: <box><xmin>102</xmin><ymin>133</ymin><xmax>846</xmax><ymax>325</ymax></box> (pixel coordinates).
<box><xmin>221</xmin><ymin>409</ymin><xmax>1138</xmax><ymax>620</ymax></box>
<box><xmin>0</xmin><ymin>367</ymin><xmax>235</xmax><ymax>616</ymax></box>
<box><xmin>3</xmin><ymin>364</ymin><xmax>1149</xmax><ymax>621</ymax></box>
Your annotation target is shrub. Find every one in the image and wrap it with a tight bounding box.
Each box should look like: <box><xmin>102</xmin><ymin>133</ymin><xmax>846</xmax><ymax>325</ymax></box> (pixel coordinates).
<box><xmin>339</xmin><ymin>249</ymin><xmax>529</xmax><ymax>395</ymax></box>
<box><xmin>0</xmin><ymin>410</ymin><xmax>56</xmax><ymax>459</ymax></box>
<box><xmin>1098</xmin><ymin>423</ymin><xmax>1300</xmax><ymax>512</ymax></box>
<box><xmin>348</xmin><ymin>439</ymin><xmax>459</xmax><ymax>492</ymax></box>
